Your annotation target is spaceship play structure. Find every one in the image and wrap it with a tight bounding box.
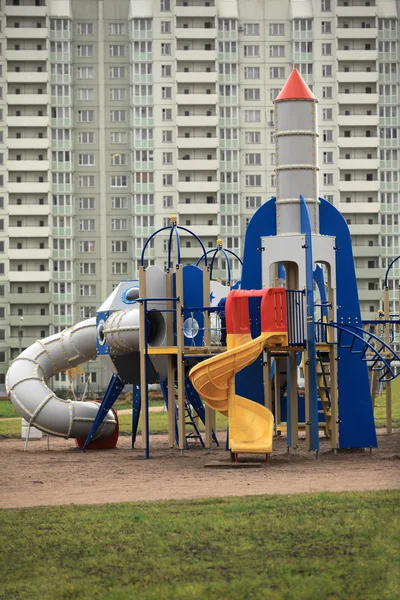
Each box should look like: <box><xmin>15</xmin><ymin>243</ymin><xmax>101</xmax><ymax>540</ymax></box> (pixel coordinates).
<box><xmin>6</xmin><ymin>68</ymin><xmax>399</xmax><ymax>459</ymax></box>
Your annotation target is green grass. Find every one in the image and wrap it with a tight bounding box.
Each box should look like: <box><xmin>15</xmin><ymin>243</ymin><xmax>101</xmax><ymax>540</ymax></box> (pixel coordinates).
<box><xmin>0</xmin><ymin>400</ymin><xmax>19</xmax><ymax>419</ymax></box>
<box><xmin>374</xmin><ymin>377</ymin><xmax>400</xmax><ymax>428</ymax></box>
<box><xmin>0</xmin><ymin>492</ymin><xmax>399</xmax><ymax>600</ymax></box>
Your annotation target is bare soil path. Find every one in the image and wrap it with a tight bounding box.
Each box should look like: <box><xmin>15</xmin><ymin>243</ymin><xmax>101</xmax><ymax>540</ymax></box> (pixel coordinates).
<box><xmin>0</xmin><ymin>430</ymin><xmax>399</xmax><ymax>509</ymax></box>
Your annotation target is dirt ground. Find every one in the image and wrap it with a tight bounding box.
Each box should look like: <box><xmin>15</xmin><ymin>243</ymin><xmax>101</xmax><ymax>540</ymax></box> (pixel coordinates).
<box><xmin>1</xmin><ymin>430</ymin><xmax>399</xmax><ymax>510</ymax></box>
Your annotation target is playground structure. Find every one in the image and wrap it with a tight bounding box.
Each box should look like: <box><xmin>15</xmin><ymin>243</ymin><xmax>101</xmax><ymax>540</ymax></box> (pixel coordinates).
<box><xmin>6</xmin><ymin>67</ymin><xmax>400</xmax><ymax>458</ymax></box>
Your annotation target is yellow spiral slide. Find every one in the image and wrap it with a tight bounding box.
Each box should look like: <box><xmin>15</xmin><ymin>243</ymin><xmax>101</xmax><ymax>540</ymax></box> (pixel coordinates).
<box><xmin>189</xmin><ymin>331</ymin><xmax>287</xmax><ymax>454</ymax></box>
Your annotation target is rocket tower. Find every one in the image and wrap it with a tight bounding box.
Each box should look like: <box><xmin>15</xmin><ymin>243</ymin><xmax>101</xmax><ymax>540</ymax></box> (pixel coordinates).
<box><xmin>237</xmin><ymin>67</ymin><xmax>378</xmax><ymax>452</ymax></box>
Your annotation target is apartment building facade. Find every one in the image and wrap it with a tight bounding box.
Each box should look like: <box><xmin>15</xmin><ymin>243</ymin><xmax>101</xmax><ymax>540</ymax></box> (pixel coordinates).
<box><xmin>0</xmin><ymin>0</ymin><xmax>399</xmax><ymax>392</ymax></box>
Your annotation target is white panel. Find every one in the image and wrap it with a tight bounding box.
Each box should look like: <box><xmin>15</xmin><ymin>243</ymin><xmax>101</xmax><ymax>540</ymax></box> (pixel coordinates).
<box><xmin>278</xmin><ymin>135</ymin><xmax>316</xmax><ymax>167</ymax></box>
<box><xmin>217</xmin><ymin>0</ymin><xmax>239</xmax><ymax>18</ymax></box>
<box><xmin>129</xmin><ymin>0</ymin><xmax>153</xmax><ymax>18</ymax></box>
<box><xmin>289</xmin><ymin>0</ymin><xmax>313</xmax><ymax>18</ymax></box>
<box><xmin>377</xmin><ymin>0</ymin><xmax>398</xmax><ymax>17</ymax></box>
<box><xmin>48</xmin><ymin>0</ymin><xmax>72</xmax><ymax>17</ymax></box>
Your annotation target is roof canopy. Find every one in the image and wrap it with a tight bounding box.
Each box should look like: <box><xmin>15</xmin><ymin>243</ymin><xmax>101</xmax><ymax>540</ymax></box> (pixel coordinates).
<box><xmin>275</xmin><ymin>67</ymin><xmax>317</xmax><ymax>102</ymax></box>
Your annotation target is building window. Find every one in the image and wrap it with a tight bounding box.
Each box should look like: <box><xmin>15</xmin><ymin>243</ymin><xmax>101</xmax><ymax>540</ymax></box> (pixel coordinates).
<box><xmin>245</xmin><ymin>110</ymin><xmax>261</xmax><ymax>123</ymax></box>
<box><xmin>77</xmin><ymin>88</ymin><xmax>94</xmax><ymax>101</ymax></box>
<box><xmin>79</xmin><ymin>219</ymin><xmax>95</xmax><ymax>231</ymax></box>
<box><xmin>111</xmin><ymin>197</ymin><xmax>128</xmax><ymax>209</ymax></box>
<box><xmin>109</xmin><ymin>67</ymin><xmax>126</xmax><ymax>79</ymax></box>
<box><xmin>80</xmin><ymin>284</ymin><xmax>96</xmax><ymax>297</ymax></box>
<box><xmin>321</xmin><ymin>0</ymin><xmax>331</xmax><ymax>11</ymax></box>
<box><xmin>244</xmin><ymin>67</ymin><xmax>260</xmax><ymax>79</ymax></box>
<box><xmin>323</xmin><ymin>151</ymin><xmax>333</xmax><ymax>164</ymax></box>
<box><xmin>270</xmin><ymin>67</ymin><xmax>285</xmax><ymax>79</ymax></box>
<box><xmin>323</xmin><ymin>173</ymin><xmax>333</xmax><ymax>185</ymax></box>
<box><xmin>269</xmin><ymin>45</ymin><xmax>285</xmax><ymax>58</ymax></box>
<box><xmin>323</xmin><ymin>130</ymin><xmax>333</xmax><ymax>142</ymax></box>
<box><xmin>161</xmin><ymin>43</ymin><xmax>172</xmax><ymax>56</ymax></box>
<box><xmin>111</xmin><ymin>219</ymin><xmax>128</xmax><ymax>231</ymax></box>
<box><xmin>79</xmin><ymin>197</ymin><xmax>95</xmax><ymax>210</ymax></box>
<box><xmin>163</xmin><ymin>174</ymin><xmax>173</xmax><ymax>186</ymax></box>
<box><xmin>110</xmin><ymin>110</ymin><xmax>126</xmax><ymax>122</ymax></box>
<box><xmin>78</xmin><ymin>176</ymin><xmax>95</xmax><ymax>188</ymax></box>
<box><xmin>80</xmin><ymin>263</ymin><xmax>96</xmax><ymax>275</ymax></box>
<box><xmin>245</xmin><ymin>153</ymin><xmax>261</xmax><ymax>166</ymax></box>
<box><xmin>78</xmin><ymin>132</ymin><xmax>94</xmax><ymax>144</ymax></box>
<box><xmin>78</xmin><ymin>154</ymin><xmax>95</xmax><ymax>166</ymax></box>
<box><xmin>161</xmin><ymin>21</ymin><xmax>171</xmax><ymax>34</ymax></box>
<box><xmin>110</xmin><ymin>88</ymin><xmax>127</xmax><ymax>101</ymax></box>
<box><xmin>322</xmin><ymin>64</ymin><xmax>333</xmax><ymax>77</ymax></box>
<box><xmin>161</xmin><ymin>0</ymin><xmax>171</xmax><ymax>11</ymax></box>
<box><xmin>322</xmin><ymin>87</ymin><xmax>332</xmax><ymax>99</ymax></box>
<box><xmin>109</xmin><ymin>23</ymin><xmax>126</xmax><ymax>35</ymax></box>
<box><xmin>77</xmin><ymin>45</ymin><xmax>94</xmax><ymax>58</ymax></box>
<box><xmin>162</xmin><ymin>131</ymin><xmax>173</xmax><ymax>143</ymax></box>
<box><xmin>112</xmin><ymin>262</ymin><xmax>128</xmax><ymax>275</ymax></box>
<box><xmin>245</xmin><ymin>174</ymin><xmax>262</xmax><ymax>187</ymax></box>
<box><xmin>112</xmin><ymin>240</ymin><xmax>128</xmax><ymax>253</ymax></box>
<box><xmin>162</xmin><ymin>108</ymin><xmax>172</xmax><ymax>121</ymax></box>
<box><xmin>77</xmin><ymin>67</ymin><xmax>94</xmax><ymax>79</ymax></box>
<box><xmin>79</xmin><ymin>240</ymin><xmax>96</xmax><ymax>253</ymax></box>
<box><xmin>244</xmin><ymin>88</ymin><xmax>261</xmax><ymax>101</ymax></box>
<box><xmin>322</xmin><ymin>43</ymin><xmax>332</xmax><ymax>56</ymax></box>
<box><xmin>269</xmin><ymin>23</ymin><xmax>285</xmax><ymax>36</ymax></box>
<box><xmin>110</xmin><ymin>175</ymin><xmax>128</xmax><ymax>187</ymax></box>
<box><xmin>77</xmin><ymin>23</ymin><xmax>94</xmax><ymax>35</ymax></box>
<box><xmin>322</xmin><ymin>108</ymin><xmax>333</xmax><ymax>121</ymax></box>
<box><xmin>243</xmin><ymin>23</ymin><xmax>260</xmax><ymax>36</ymax></box>
<box><xmin>109</xmin><ymin>45</ymin><xmax>126</xmax><ymax>57</ymax></box>
<box><xmin>321</xmin><ymin>21</ymin><xmax>332</xmax><ymax>34</ymax></box>
<box><xmin>110</xmin><ymin>131</ymin><xmax>127</xmax><ymax>144</ymax></box>
<box><xmin>161</xmin><ymin>65</ymin><xmax>172</xmax><ymax>77</ymax></box>
<box><xmin>244</xmin><ymin>45</ymin><xmax>260</xmax><ymax>57</ymax></box>
<box><xmin>111</xmin><ymin>153</ymin><xmax>128</xmax><ymax>166</ymax></box>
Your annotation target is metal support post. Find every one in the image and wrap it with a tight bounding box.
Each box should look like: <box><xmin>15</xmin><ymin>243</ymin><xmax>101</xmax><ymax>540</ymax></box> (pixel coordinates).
<box><xmin>176</xmin><ymin>265</ymin><xmax>186</xmax><ymax>452</ymax></box>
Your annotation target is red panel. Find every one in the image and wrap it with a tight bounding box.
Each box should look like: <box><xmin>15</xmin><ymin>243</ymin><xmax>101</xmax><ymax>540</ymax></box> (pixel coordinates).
<box><xmin>261</xmin><ymin>288</ymin><xmax>287</xmax><ymax>332</ymax></box>
<box><xmin>226</xmin><ymin>288</ymin><xmax>287</xmax><ymax>335</ymax></box>
<box><xmin>275</xmin><ymin>67</ymin><xmax>316</xmax><ymax>102</ymax></box>
<box><xmin>75</xmin><ymin>406</ymin><xmax>119</xmax><ymax>450</ymax></box>
<box><xmin>226</xmin><ymin>290</ymin><xmax>251</xmax><ymax>335</ymax></box>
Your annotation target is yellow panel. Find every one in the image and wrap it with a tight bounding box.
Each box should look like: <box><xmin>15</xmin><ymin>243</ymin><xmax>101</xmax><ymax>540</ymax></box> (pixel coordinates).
<box><xmin>148</xmin><ymin>346</ymin><xmax>178</xmax><ymax>355</ymax></box>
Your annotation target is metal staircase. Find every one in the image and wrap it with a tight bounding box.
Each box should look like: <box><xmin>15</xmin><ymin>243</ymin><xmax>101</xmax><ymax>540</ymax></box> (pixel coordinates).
<box><xmin>317</xmin><ymin>322</ymin><xmax>400</xmax><ymax>382</ymax></box>
<box><xmin>316</xmin><ymin>350</ymin><xmax>332</xmax><ymax>436</ymax></box>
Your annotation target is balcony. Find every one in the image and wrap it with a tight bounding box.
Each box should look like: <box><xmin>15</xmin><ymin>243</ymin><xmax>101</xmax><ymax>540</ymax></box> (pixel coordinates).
<box><xmin>337</xmin><ymin>50</ymin><xmax>377</xmax><ymax>62</ymax></box>
<box><xmin>8</xmin><ymin>182</ymin><xmax>50</xmax><ymax>193</ymax></box>
<box><xmin>338</xmin><ymin>93</ymin><xmax>379</xmax><ymax>105</ymax></box>
<box><xmin>177</xmin><ymin>93</ymin><xmax>217</xmax><ymax>105</ymax></box>
<box><xmin>7</xmin><ymin>116</ymin><xmax>49</xmax><ymax>128</ymax></box>
<box><xmin>7</xmin><ymin>138</ymin><xmax>49</xmax><ymax>149</ymax></box>
<box><xmin>6</xmin><ymin>49</ymin><xmax>48</xmax><ymax>62</ymax></box>
<box><xmin>176</xmin><ymin>28</ymin><xmax>216</xmax><ymax>39</ymax></box>
<box><xmin>352</xmin><ymin>246</ymin><xmax>380</xmax><ymax>257</ymax></box>
<box><xmin>176</xmin><ymin>50</ymin><xmax>217</xmax><ymax>62</ymax></box>
<box><xmin>338</xmin><ymin>158</ymin><xmax>379</xmax><ymax>170</ymax></box>
<box><xmin>177</xmin><ymin>115</ymin><xmax>218</xmax><ymax>127</ymax></box>
<box><xmin>358</xmin><ymin>289</ymin><xmax>381</xmax><ymax>301</ymax></box>
<box><xmin>8</xmin><ymin>248</ymin><xmax>51</xmax><ymax>259</ymax></box>
<box><xmin>7</xmin><ymin>72</ymin><xmax>48</xmax><ymax>83</ymax></box>
<box><xmin>177</xmin><ymin>159</ymin><xmax>218</xmax><ymax>170</ymax></box>
<box><xmin>176</xmin><ymin>71</ymin><xmax>218</xmax><ymax>84</ymax></box>
<box><xmin>9</xmin><ymin>271</ymin><xmax>51</xmax><ymax>282</ymax></box>
<box><xmin>336</xmin><ymin>6</ymin><xmax>377</xmax><ymax>17</ymax></box>
<box><xmin>337</xmin><ymin>72</ymin><xmax>378</xmax><ymax>84</ymax></box>
<box><xmin>8</xmin><ymin>226</ymin><xmax>50</xmax><ymax>237</ymax></box>
<box><xmin>178</xmin><ymin>203</ymin><xmax>219</xmax><ymax>215</ymax></box>
<box><xmin>356</xmin><ymin>268</ymin><xmax>381</xmax><ymax>279</ymax></box>
<box><xmin>9</xmin><ymin>315</ymin><xmax>51</xmax><ymax>326</ymax></box>
<box><xmin>349</xmin><ymin>224</ymin><xmax>380</xmax><ymax>235</ymax></box>
<box><xmin>177</xmin><ymin>181</ymin><xmax>219</xmax><ymax>193</ymax></box>
<box><xmin>8</xmin><ymin>160</ymin><xmax>50</xmax><ymax>171</ymax></box>
<box><xmin>336</xmin><ymin>27</ymin><xmax>377</xmax><ymax>39</ymax></box>
<box><xmin>338</xmin><ymin>115</ymin><xmax>378</xmax><ymax>127</ymax></box>
<box><xmin>339</xmin><ymin>180</ymin><xmax>379</xmax><ymax>192</ymax></box>
<box><xmin>4</xmin><ymin>5</ymin><xmax>47</xmax><ymax>17</ymax></box>
<box><xmin>5</xmin><ymin>26</ymin><xmax>48</xmax><ymax>38</ymax></box>
<box><xmin>175</xmin><ymin>6</ymin><xmax>217</xmax><ymax>17</ymax></box>
<box><xmin>176</xmin><ymin>136</ymin><xmax>218</xmax><ymax>148</ymax></box>
<box><xmin>7</xmin><ymin>93</ymin><xmax>49</xmax><ymax>105</ymax></box>
<box><xmin>338</xmin><ymin>136</ymin><xmax>379</xmax><ymax>148</ymax></box>
<box><xmin>8</xmin><ymin>293</ymin><xmax>51</xmax><ymax>304</ymax></box>
<box><xmin>8</xmin><ymin>204</ymin><xmax>50</xmax><ymax>216</ymax></box>
<box><xmin>180</xmin><ymin>225</ymin><xmax>219</xmax><ymax>237</ymax></box>
<box><xmin>339</xmin><ymin>202</ymin><xmax>380</xmax><ymax>214</ymax></box>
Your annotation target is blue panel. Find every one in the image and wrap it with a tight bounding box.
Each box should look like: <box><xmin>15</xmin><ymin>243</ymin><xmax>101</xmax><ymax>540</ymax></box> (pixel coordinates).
<box><xmin>300</xmin><ymin>194</ymin><xmax>319</xmax><ymax>451</ymax></box>
<box><xmin>96</xmin><ymin>310</ymin><xmax>110</xmax><ymax>356</ymax></box>
<box><xmin>236</xmin><ymin>198</ymin><xmax>277</xmax><ymax>405</ymax></box>
<box><xmin>182</xmin><ymin>265</ymin><xmax>205</xmax><ymax>347</ymax></box>
<box><xmin>319</xmin><ymin>197</ymin><xmax>377</xmax><ymax>448</ymax></box>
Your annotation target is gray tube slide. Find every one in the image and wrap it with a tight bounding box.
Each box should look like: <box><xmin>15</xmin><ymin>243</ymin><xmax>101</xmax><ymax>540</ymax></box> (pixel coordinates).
<box><xmin>6</xmin><ymin>305</ymin><xmax>164</xmax><ymax>440</ymax></box>
<box><xmin>6</xmin><ymin>317</ymin><xmax>117</xmax><ymax>441</ymax></box>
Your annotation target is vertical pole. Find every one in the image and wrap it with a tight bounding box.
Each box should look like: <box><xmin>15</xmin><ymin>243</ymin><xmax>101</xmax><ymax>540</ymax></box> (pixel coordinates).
<box><xmin>303</xmin><ymin>351</ymin><xmax>310</xmax><ymax>448</ymax></box>
<box><xmin>289</xmin><ymin>351</ymin><xmax>298</xmax><ymax>450</ymax></box>
<box><xmin>264</xmin><ymin>351</ymin><xmax>272</xmax><ymax>411</ymax></box>
<box><xmin>166</xmin><ymin>270</ymin><xmax>175</xmax><ymax>448</ymax></box>
<box><xmin>139</xmin><ymin>266</ymin><xmax>149</xmax><ymax>458</ymax></box>
<box><xmin>274</xmin><ymin>357</ymin><xmax>281</xmax><ymax>435</ymax></box>
<box><xmin>328</xmin><ymin>283</ymin><xmax>339</xmax><ymax>450</ymax></box>
<box><xmin>176</xmin><ymin>265</ymin><xmax>186</xmax><ymax>453</ymax></box>
<box><xmin>384</xmin><ymin>287</ymin><xmax>392</xmax><ymax>434</ymax></box>
<box><xmin>202</xmin><ymin>266</ymin><xmax>213</xmax><ymax>449</ymax></box>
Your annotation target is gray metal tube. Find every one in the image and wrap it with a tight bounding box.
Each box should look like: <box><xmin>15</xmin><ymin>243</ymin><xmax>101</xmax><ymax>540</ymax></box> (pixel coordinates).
<box><xmin>6</xmin><ymin>318</ymin><xmax>117</xmax><ymax>440</ymax></box>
